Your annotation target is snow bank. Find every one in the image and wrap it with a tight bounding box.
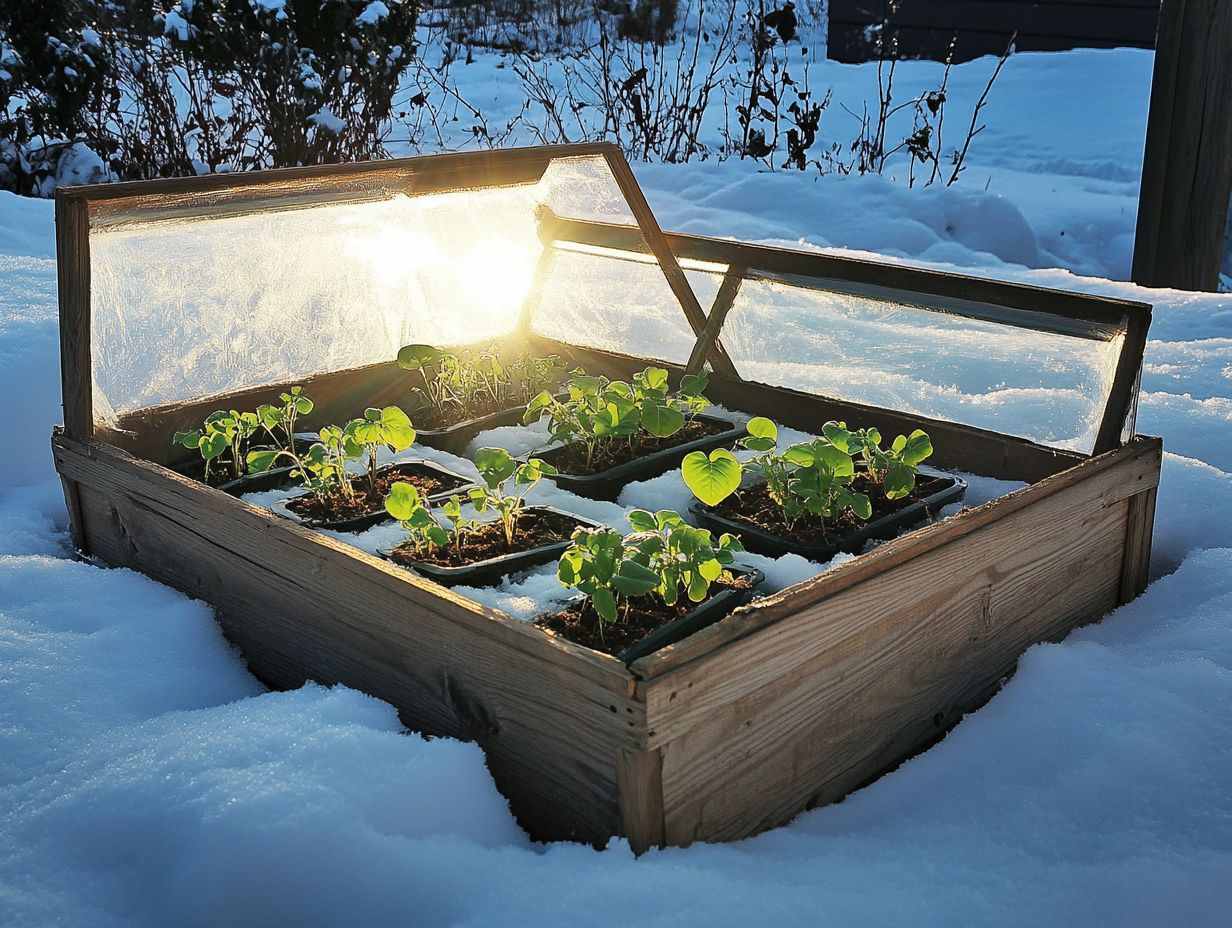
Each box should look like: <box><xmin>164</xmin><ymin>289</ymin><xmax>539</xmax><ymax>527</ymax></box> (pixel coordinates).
<box><xmin>1</xmin><ymin>43</ymin><xmax>1231</xmax><ymax>927</ymax></box>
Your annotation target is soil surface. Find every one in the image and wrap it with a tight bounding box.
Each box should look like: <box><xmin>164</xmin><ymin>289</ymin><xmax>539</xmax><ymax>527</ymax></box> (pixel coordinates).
<box><xmin>712</xmin><ymin>473</ymin><xmax>948</xmax><ymax>544</ymax></box>
<box><xmin>387</xmin><ymin>508</ymin><xmax>585</xmax><ymax>568</ymax></box>
<box><xmin>535</xmin><ymin>574</ymin><xmax>753</xmax><ymax>657</ymax></box>
<box><xmin>539</xmin><ymin>417</ymin><xmax>730</xmax><ymax>476</ymax></box>
<box><xmin>286</xmin><ymin>463</ymin><xmax>468</xmax><ymax>524</ymax></box>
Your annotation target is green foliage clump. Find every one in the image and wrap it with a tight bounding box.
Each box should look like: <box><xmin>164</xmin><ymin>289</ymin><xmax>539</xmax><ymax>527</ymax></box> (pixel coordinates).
<box><xmin>557</xmin><ymin>508</ymin><xmax>743</xmax><ymax>628</ymax></box>
<box><xmin>683</xmin><ymin>417</ymin><xmax>935</xmax><ymax>531</ymax></box>
<box><xmin>397</xmin><ymin>343</ymin><xmax>568</xmax><ymax>422</ymax></box>
<box><xmin>524</xmin><ymin>366</ymin><xmax>710</xmax><ymax>469</ymax></box>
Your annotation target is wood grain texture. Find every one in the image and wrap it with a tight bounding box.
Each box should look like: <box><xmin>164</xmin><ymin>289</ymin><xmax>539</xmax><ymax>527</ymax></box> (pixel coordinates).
<box><xmin>631</xmin><ymin>436</ymin><xmax>1161</xmax><ymax>681</ymax></box>
<box><xmin>684</xmin><ymin>268</ymin><xmax>744</xmax><ymax>375</ymax></box>
<box><xmin>65</xmin><ymin>143</ymin><xmax>619</xmax><ymax>228</ymax></box>
<box><xmin>617</xmin><ymin>747</ymin><xmax>666</xmax><ymax>852</ymax></box>
<box><xmin>55</xmin><ymin>194</ymin><xmax>93</xmax><ymax>441</ymax></box>
<box><xmin>644</xmin><ymin>456</ymin><xmax>1142</xmax><ymax>844</ymax></box>
<box><xmin>1120</xmin><ymin>485</ymin><xmax>1158</xmax><ymax>602</ymax></box>
<box><xmin>54</xmin><ymin>433</ymin><xmax>638</xmax><ymax>845</ymax></box>
<box><xmin>1132</xmin><ymin>0</ymin><xmax>1232</xmax><ymax>290</ymax></box>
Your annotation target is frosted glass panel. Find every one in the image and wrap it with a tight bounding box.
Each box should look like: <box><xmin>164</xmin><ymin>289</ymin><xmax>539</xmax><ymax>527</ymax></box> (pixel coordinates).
<box><xmin>720</xmin><ymin>278</ymin><xmax>1122</xmax><ymax>452</ymax></box>
<box><xmin>530</xmin><ymin>243</ymin><xmax>724</xmax><ymax>365</ymax></box>
<box><xmin>536</xmin><ymin>154</ymin><xmax>637</xmax><ymax>225</ymax></box>
<box><xmin>90</xmin><ymin>186</ymin><xmax>546</xmax><ymax>419</ymax></box>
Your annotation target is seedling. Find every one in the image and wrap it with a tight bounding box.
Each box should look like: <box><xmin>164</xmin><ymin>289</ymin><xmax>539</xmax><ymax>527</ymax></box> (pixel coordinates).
<box><xmin>625</xmin><ymin>508</ymin><xmax>744</xmax><ymax>606</ymax></box>
<box><xmin>246</xmin><ymin>386</ymin><xmax>315</xmax><ymax>476</ymax></box>
<box><xmin>173</xmin><ymin>408</ymin><xmax>260</xmax><ymax>481</ymax></box>
<box><xmin>398</xmin><ymin>342</ymin><xmax>569</xmax><ymax>421</ymax></box>
<box><xmin>525</xmin><ymin>366</ymin><xmax>712</xmax><ymax>469</ymax></box>
<box><xmin>556</xmin><ymin>528</ymin><xmax>661</xmax><ymax>627</ymax></box>
<box><xmin>467</xmin><ymin>447</ymin><xmax>558</xmax><ymax>547</ymax></box>
<box><xmin>296</xmin><ymin>424</ymin><xmax>361</xmax><ymax>503</ymax></box>
<box><xmin>683</xmin><ymin>418</ymin><xmax>873</xmax><ymax>533</ymax></box>
<box><xmin>850</xmin><ymin>426</ymin><xmax>934</xmax><ymax>500</ymax></box>
<box><xmin>782</xmin><ymin>438</ymin><xmax>872</xmax><ymax>522</ymax></box>
<box><xmin>384</xmin><ymin>482</ymin><xmax>449</xmax><ymax>555</ymax></box>
<box><xmin>344</xmin><ymin>406</ymin><xmax>417</xmax><ymax>489</ymax></box>
<box><xmin>556</xmin><ymin>509</ymin><xmax>742</xmax><ymax>628</ymax></box>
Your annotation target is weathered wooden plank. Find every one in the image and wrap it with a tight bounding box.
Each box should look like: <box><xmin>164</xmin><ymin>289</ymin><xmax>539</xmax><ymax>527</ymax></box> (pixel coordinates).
<box><xmin>1132</xmin><ymin>0</ymin><xmax>1232</xmax><ymax>290</ymax></box>
<box><xmin>684</xmin><ymin>268</ymin><xmax>743</xmax><ymax>375</ymax></box>
<box><xmin>599</xmin><ymin>150</ymin><xmax>739</xmax><ymax>378</ymax></box>
<box><xmin>631</xmin><ymin>436</ymin><xmax>1160</xmax><ymax>683</ymax></box>
<box><xmin>648</xmin><ymin>468</ymin><xmax>1134</xmax><ymax>844</ymax></box>
<box><xmin>66</xmin><ymin>143</ymin><xmax>618</xmax><ymax>228</ymax></box>
<box><xmin>54</xmin><ymin>434</ymin><xmax>639</xmax><ymax>843</ymax></box>
<box><xmin>55</xmin><ymin>194</ymin><xmax>93</xmax><ymax>442</ymax></box>
<box><xmin>617</xmin><ymin>747</ymin><xmax>666</xmax><ymax>853</ymax></box>
<box><xmin>1120</xmin><ymin>485</ymin><xmax>1158</xmax><ymax>603</ymax></box>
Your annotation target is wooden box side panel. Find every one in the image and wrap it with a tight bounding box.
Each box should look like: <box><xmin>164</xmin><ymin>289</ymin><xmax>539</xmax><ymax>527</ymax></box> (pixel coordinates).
<box><xmin>54</xmin><ymin>436</ymin><xmax>640</xmax><ymax>845</ymax></box>
<box><xmin>643</xmin><ymin>443</ymin><xmax>1161</xmax><ymax>846</ymax></box>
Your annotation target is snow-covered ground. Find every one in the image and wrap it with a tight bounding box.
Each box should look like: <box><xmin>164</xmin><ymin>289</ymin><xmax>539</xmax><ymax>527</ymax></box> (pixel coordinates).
<box><xmin>3</xmin><ymin>43</ymin><xmax>1232</xmax><ymax>927</ymax></box>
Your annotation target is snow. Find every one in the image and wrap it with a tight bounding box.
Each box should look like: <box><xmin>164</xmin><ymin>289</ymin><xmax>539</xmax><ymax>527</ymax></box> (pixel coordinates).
<box><xmin>308</xmin><ymin>107</ymin><xmax>345</xmax><ymax>134</ymax></box>
<box><xmin>356</xmin><ymin>1</ymin><xmax>391</xmax><ymax>26</ymax></box>
<box><xmin>1</xmin><ymin>39</ymin><xmax>1231</xmax><ymax>927</ymax></box>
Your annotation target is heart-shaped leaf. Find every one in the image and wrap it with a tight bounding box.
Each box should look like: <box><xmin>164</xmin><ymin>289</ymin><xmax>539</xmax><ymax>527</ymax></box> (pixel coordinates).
<box><xmin>682</xmin><ymin>448</ymin><xmax>742</xmax><ymax>506</ymax></box>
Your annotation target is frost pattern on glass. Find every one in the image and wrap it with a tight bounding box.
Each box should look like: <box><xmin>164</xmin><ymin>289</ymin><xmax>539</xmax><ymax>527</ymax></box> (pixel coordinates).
<box><xmin>90</xmin><ymin>185</ymin><xmax>545</xmax><ymax>419</ymax></box>
<box><xmin>536</xmin><ymin>155</ymin><xmax>637</xmax><ymax>225</ymax></box>
<box><xmin>720</xmin><ymin>278</ymin><xmax>1122</xmax><ymax>452</ymax></box>
<box><xmin>529</xmin><ymin>243</ymin><xmax>723</xmax><ymax>364</ymax></box>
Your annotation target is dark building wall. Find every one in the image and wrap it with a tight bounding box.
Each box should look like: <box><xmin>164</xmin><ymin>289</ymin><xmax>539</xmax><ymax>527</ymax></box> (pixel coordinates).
<box><xmin>827</xmin><ymin>0</ymin><xmax>1162</xmax><ymax>63</ymax></box>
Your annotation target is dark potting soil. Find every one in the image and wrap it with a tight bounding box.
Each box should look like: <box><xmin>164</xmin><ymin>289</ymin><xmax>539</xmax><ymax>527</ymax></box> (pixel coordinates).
<box><xmin>535</xmin><ymin>574</ymin><xmax>754</xmax><ymax>657</ymax></box>
<box><xmin>285</xmin><ymin>464</ymin><xmax>468</xmax><ymax>522</ymax></box>
<box><xmin>387</xmin><ymin>508</ymin><xmax>585</xmax><ymax>568</ymax></box>
<box><xmin>712</xmin><ymin>473</ymin><xmax>949</xmax><ymax>544</ymax></box>
<box><xmin>538</xmin><ymin>417</ymin><xmax>728</xmax><ymax>476</ymax></box>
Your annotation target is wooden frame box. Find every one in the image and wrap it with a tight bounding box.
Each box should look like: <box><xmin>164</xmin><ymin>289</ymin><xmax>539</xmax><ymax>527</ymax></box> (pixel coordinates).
<box><xmin>52</xmin><ymin>143</ymin><xmax>1159</xmax><ymax>851</ymax></box>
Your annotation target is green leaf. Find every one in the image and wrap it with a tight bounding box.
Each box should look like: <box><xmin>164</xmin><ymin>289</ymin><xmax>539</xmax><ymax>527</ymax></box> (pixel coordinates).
<box><xmin>626</xmin><ymin>509</ymin><xmax>657</xmax><ymax>532</ymax></box>
<box><xmin>384</xmin><ymin>481</ymin><xmax>422</xmax><ymax>521</ymax></box>
<box><xmin>473</xmin><ymin>447</ymin><xmax>516</xmax><ymax>487</ymax></box>
<box><xmin>641</xmin><ymin>403</ymin><xmax>685</xmax><ymax>438</ymax></box>
<box><xmin>639</xmin><ymin>366</ymin><xmax>669</xmax><ymax>390</ymax></box>
<box><xmin>679</xmin><ymin>372</ymin><xmax>709</xmax><ymax>397</ymax></box>
<box><xmin>380</xmin><ymin>405</ymin><xmax>416</xmax><ymax>451</ymax></box>
<box><xmin>397</xmin><ymin>344</ymin><xmax>444</xmax><ymax>370</ymax></box>
<box><xmin>698</xmin><ymin>557</ymin><xmax>723</xmax><ymax>582</ymax></box>
<box><xmin>883</xmin><ymin>460</ymin><xmax>916</xmax><ymax>500</ymax></box>
<box><xmin>841</xmin><ymin>488</ymin><xmax>873</xmax><ymax>520</ymax></box>
<box><xmin>173</xmin><ymin>429</ymin><xmax>202</xmax><ymax>450</ymax></box>
<box><xmin>591</xmin><ymin>587</ymin><xmax>618</xmax><ymax>624</ymax></box>
<box><xmin>746</xmin><ymin>416</ymin><xmax>777</xmax><ymax>442</ymax></box>
<box><xmin>200</xmin><ymin>432</ymin><xmax>229</xmax><ymax>461</ymax></box>
<box><xmin>900</xmin><ymin>430</ymin><xmax>934</xmax><ymax>466</ymax></box>
<box><xmin>246</xmin><ymin>449</ymin><xmax>280</xmax><ymax>473</ymax></box>
<box><xmin>655</xmin><ymin>509</ymin><xmax>684</xmax><ymax>530</ymax></box>
<box><xmin>821</xmin><ymin>421</ymin><xmax>852</xmax><ymax>452</ymax></box>
<box><xmin>682</xmin><ymin>448</ymin><xmax>742</xmax><ymax>507</ymax></box>
<box><xmin>612</xmin><ymin>559</ymin><xmax>660</xmax><ymax>596</ymax></box>
<box><xmin>688</xmin><ymin>571</ymin><xmax>711</xmax><ymax>602</ymax></box>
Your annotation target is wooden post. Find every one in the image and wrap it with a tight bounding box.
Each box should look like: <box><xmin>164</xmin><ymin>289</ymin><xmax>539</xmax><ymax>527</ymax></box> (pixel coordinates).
<box><xmin>1132</xmin><ymin>0</ymin><xmax>1232</xmax><ymax>291</ymax></box>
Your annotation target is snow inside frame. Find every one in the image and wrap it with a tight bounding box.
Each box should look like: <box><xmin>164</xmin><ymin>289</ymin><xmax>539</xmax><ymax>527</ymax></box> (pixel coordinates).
<box><xmin>50</xmin><ymin>144</ymin><xmax>1161</xmax><ymax>852</ymax></box>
